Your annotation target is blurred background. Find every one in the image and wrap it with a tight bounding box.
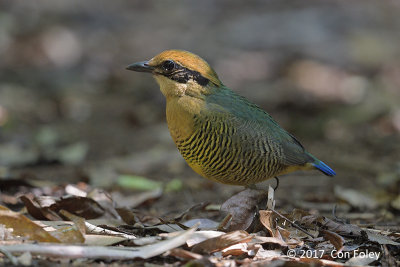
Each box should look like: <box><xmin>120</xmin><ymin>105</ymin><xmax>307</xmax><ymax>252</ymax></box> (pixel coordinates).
<box><xmin>0</xmin><ymin>0</ymin><xmax>399</xmax><ymax>218</ymax></box>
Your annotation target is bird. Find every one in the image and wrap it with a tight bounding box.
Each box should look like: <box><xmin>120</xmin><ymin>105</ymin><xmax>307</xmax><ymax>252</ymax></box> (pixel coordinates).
<box><xmin>126</xmin><ymin>50</ymin><xmax>336</xmax><ymax>186</ymax></box>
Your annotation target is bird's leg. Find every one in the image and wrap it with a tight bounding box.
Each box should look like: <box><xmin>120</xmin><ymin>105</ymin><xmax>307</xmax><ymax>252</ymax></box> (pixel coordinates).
<box><xmin>273</xmin><ymin>177</ymin><xmax>280</xmax><ymax>191</ymax></box>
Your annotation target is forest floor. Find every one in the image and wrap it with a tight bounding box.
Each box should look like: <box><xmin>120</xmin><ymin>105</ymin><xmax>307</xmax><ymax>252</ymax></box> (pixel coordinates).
<box><xmin>1</xmin><ymin>1</ymin><xmax>400</xmax><ymax>266</ymax></box>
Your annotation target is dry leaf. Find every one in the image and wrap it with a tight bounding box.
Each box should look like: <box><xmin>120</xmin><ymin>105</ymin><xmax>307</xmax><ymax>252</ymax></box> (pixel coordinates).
<box><xmin>321</xmin><ymin>229</ymin><xmax>345</xmax><ymax>251</ymax></box>
<box><xmin>221</xmin><ymin>242</ymin><xmax>249</xmax><ymax>257</ymax></box>
<box><xmin>34</xmin><ymin>219</ymin><xmax>84</xmax><ymax>244</ymax></box>
<box><xmin>59</xmin><ymin>210</ymin><xmax>86</xmax><ymax>235</ymax></box>
<box><xmin>220</xmin><ymin>188</ymin><xmax>267</xmax><ymax>231</ymax></box>
<box><xmin>300</xmin><ymin>214</ymin><xmax>363</xmax><ymax>237</ymax></box>
<box><xmin>334</xmin><ymin>186</ymin><xmax>378</xmax><ymax>210</ymax></box>
<box><xmin>381</xmin><ymin>245</ymin><xmax>398</xmax><ymax>267</ymax></box>
<box><xmin>191</xmin><ymin>230</ymin><xmax>253</xmax><ymax>254</ymax></box>
<box><xmin>186</xmin><ymin>230</ymin><xmax>225</xmax><ymax>247</ymax></box>
<box><xmin>20</xmin><ymin>195</ymin><xmax>105</xmax><ymax>220</ymax></box>
<box><xmin>345</xmin><ymin>254</ymin><xmax>379</xmax><ymax>266</ymax></box>
<box><xmin>183</xmin><ymin>218</ymin><xmax>219</xmax><ymax>230</ymax></box>
<box><xmin>20</xmin><ymin>195</ymin><xmax>62</xmax><ymax>221</ymax></box>
<box><xmin>173</xmin><ymin>202</ymin><xmax>210</xmax><ymax>222</ymax></box>
<box><xmin>259</xmin><ymin>210</ymin><xmax>280</xmax><ymax>238</ymax></box>
<box><xmin>365</xmin><ymin>229</ymin><xmax>400</xmax><ymax>245</ymax></box>
<box><xmin>111</xmin><ymin>189</ymin><xmax>162</xmax><ymax>208</ymax></box>
<box><xmin>55</xmin><ymin>196</ymin><xmax>105</xmax><ymax>219</ymax></box>
<box><xmin>47</xmin><ymin>223</ymin><xmax>85</xmax><ymax>244</ymax></box>
<box><xmin>250</xmin><ymin>236</ymin><xmax>287</xmax><ymax>247</ymax></box>
<box><xmin>254</xmin><ymin>248</ymin><xmax>282</xmax><ymax>259</ymax></box>
<box><xmin>87</xmin><ymin>189</ymin><xmax>121</xmax><ymax>220</ymax></box>
<box><xmin>115</xmin><ymin>207</ymin><xmax>137</xmax><ymax>225</ymax></box>
<box><xmin>65</xmin><ymin>184</ymin><xmax>87</xmax><ymax>197</ymax></box>
<box><xmin>297</xmin><ymin>257</ymin><xmax>346</xmax><ymax>267</ymax></box>
<box><xmin>168</xmin><ymin>248</ymin><xmax>203</xmax><ymax>260</ymax></box>
<box><xmin>0</xmin><ymin>206</ymin><xmax>60</xmax><ymax>243</ymax></box>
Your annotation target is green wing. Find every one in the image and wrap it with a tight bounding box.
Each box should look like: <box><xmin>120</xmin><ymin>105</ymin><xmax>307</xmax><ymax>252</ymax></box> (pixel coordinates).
<box><xmin>204</xmin><ymin>87</ymin><xmax>313</xmax><ymax>167</ymax></box>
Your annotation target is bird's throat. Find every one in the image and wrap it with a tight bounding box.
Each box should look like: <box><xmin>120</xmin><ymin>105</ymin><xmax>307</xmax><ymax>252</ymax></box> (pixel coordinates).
<box><xmin>154</xmin><ymin>75</ymin><xmax>186</xmax><ymax>98</ymax></box>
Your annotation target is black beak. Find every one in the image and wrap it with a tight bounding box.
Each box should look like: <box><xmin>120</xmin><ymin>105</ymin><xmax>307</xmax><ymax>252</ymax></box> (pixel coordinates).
<box><xmin>126</xmin><ymin>61</ymin><xmax>154</xmax><ymax>73</ymax></box>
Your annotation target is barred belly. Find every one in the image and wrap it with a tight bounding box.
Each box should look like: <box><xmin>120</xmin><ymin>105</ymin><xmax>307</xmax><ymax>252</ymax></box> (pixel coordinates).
<box><xmin>174</xmin><ymin>118</ymin><xmax>285</xmax><ymax>185</ymax></box>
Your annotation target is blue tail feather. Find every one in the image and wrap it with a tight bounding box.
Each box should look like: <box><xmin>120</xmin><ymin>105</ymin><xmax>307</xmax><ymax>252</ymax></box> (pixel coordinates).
<box><xmin>312</xmin><ymin>160</ymin><xmax>336</xmax><ymax>176</ymax></box>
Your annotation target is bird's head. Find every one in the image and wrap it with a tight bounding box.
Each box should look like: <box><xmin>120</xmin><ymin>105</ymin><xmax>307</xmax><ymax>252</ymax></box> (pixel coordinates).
<box><xmin>127</xmin><ymin>50</ymin><xmax>222</xmax><ymax>98</ymax></box>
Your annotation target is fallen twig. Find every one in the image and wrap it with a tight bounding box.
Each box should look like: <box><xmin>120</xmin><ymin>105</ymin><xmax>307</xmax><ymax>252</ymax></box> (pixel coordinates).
<box><xmin>0</xmin><ymin>247</ymin><xmax>19</xmax><ymax>265</ymax></box>
<box><xmin>1</xmin><ymin>226</ymin><xmax>198</xmax><ymax>260</ymax></box>
<box><xmin>85</xmin><ymin>221</ymin><xmax>137</xmax><ymax>240</ymax></box>
<box><xmin>270</xmin><ymin>208</ymin><xmax>316</xmax><ymax>238</ymax></box>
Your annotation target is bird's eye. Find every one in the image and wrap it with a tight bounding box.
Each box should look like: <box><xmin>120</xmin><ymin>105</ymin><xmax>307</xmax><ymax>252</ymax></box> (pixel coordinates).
<box><xmin>162</xmin><ymin>60</ymin><xmax>175</xmax><ymax>72</ymax></box>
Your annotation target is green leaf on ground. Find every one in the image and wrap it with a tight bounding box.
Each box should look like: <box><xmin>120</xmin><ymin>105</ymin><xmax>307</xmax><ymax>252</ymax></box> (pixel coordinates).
<box><xmin>117</xmin><ymin>175</ymin><xmax>162</xmax><ymax>191</ymax></box>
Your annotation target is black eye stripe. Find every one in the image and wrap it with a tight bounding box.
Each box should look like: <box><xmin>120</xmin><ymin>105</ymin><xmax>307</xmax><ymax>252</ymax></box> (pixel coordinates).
<box><xmin>167</xmin><ymin>68</ymin><xmax>208</xmax><ymax>86</ymax></box>
<box><xmin>157</xmin><ymin>62</ymin><xmax>208</xmax><ymax>86</ymax></box>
